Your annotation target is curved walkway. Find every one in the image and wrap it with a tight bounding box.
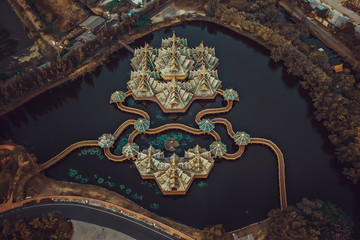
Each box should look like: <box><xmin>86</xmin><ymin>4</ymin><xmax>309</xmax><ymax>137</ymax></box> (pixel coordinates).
<box><xmin>194</xmin><ymin>89</ymin><xmax>230</xmax><ymax>123</ymax></box>
<box><xmin>250</xmin><ymin>138</ymin><xmax>287</xmax><ymax>209</ymax></box>
<box><xmin>39</xmin><ymin>87</ymin><xmax>287</xmax><ymax>208</ymax></box>
<box><xmin>116</xmin><ymin>102</ymin><xmax>150</xmax><ymax>120</ymax></box>
<box><xmin>39</xmin><ymin>72</ymin><xmax>287</xmax><ymax>207</ymax></box>
<box><xmin>116</xmin><ymin>91</ymin><xmax>150</xmax><ymax>120</ymax></box>
<box><xmin>113</xmin><ymin>119</ymin><xmax>136</xmax><ymax>138</ymax></box>
<box><xmin>104</xmin><ymin>149</ymin><xmax>128</xmax><ymax>162</ymax></box>
<box><xmin>222</xmin><ymin>146</ymin><xmax>245</xmax><ymax>160</ymax></box>
<box><xmin>212</xmin><ymin>118</ymin><xmax>236</xmax><ymax>137</ymax></box>
<box><xmin>128</xmin><ymin>123</ymin><xmax>221</xmax><ymax>142</ymax></box>
<box><xmin>40</xmin><ymin>140</ymin><xmax>98</xmax><ymax>171</ymax></box>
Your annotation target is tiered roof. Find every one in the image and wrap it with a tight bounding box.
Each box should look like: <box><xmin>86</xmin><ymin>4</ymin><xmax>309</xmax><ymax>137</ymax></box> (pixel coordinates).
<box><xmin>135</xmin><ymin>146</ymin><xmax>165</xmax><ymax>176</ymax></box>
<box><xmin>155</xmin><ymin>77</ymin><xmax>192</xmax><ymax>109</ymax></box>
<box><xmin>184</xmin><ymin>65</ymin><xmax>221</xmax><ymax>96</ymax></box>
<box><xmin>181</xmin><ymin>145</ymin><xmax>214</xmax><ymax>175</ymax></box>
<box><xmin>191</xmin><ymin>42</ymin><xmax>218</xmax><ymax>70</ymax></box>
<box><xmin>161</xmin><ymin>32</ymin><xmax>188</xmax><ymax>48</ymax></box>
<box><xmin>128</xmin><ymin>67</ymin><xmax>166</xmax><ymax>97</ymax></box>
<box><xmin>125</xmin><ymin>33</ymin><xmax>222</xmax><ymax>112</ymax></box>
<box><xmin>131</xmin><ymin>43</ymin><xmax>157</xmax><ymax>71</ymax></box>
<box><xmin>133</xmin><ymin>145</ymin><xmax>215</xmax><ymax>194</ymax></box>
<box><xmin>155</xmin><ymin>42</ymin><xmax>194</xmax><ymax>80</ymax></box>
<box><xmin>154</xmin><ymin>154</ymin><xmax>194</xmax><ymax>192</ymax></box>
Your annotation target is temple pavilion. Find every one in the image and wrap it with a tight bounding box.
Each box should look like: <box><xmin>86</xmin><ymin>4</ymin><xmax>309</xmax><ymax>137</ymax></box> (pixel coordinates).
<box><xmin>134</xmin><ymin>145</ymin><xmax>214</xmax><ymax>194</ymax></box>
<box><xmin>127</xmin><ymin>32</ymin><xmax>221</xmax><ymax>112</ymax></box>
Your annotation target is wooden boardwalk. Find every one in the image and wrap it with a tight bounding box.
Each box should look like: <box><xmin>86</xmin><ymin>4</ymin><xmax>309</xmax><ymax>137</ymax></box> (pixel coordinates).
<box><xmin>250</xmin><ymin>138</ymin><xmax>287</xmax><ymax>209</ymax></box>
<box><xmin>37</xmin><ymin>89</ymin><xmax>287</xmax><ymax>208</ymax></box>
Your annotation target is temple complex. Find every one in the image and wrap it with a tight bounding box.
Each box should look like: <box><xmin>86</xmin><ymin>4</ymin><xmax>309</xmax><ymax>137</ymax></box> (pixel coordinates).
<box><xmin>128</xmin><ymin>32</ymin><xmax>221</xmax><ymax>112</ymax></box>
<box><xmin>41</xmin><ymin>33</ymin><xmax>286</xmax><ymax>206</ymax></box>
<box><xmin>134</xmin><ymin>145</ymin><xmax>214</xmax><ymax>194</ymax></box>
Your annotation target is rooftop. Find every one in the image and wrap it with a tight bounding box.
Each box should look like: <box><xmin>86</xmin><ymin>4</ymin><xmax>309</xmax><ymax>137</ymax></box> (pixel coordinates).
<box><xmin>134</xmin><ymin>145</ymin><xmax>214</xmax><ymax>194</ymax></box>
<box><xmin>127</xmin><ymin>32</ymin><xmax>221</xmax><ymax>112</ymax></box>
<box><xmin>80</xmin><ymin>16</ymin><xmax>106</xmax><ymax>31</ymax></box>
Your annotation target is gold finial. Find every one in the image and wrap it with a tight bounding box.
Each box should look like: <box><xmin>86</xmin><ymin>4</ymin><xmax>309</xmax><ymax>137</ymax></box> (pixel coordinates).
<box><xmin>171</xmin><ymin>39</ymin><xmax>177</xmax><ymax>52</ymax></box>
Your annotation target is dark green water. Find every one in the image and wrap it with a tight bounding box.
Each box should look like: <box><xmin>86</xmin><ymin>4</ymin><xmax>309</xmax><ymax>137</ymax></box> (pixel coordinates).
<box><xmin>0</xmin><ymin>22</ymin><xmax>359</xmax><ymax>232</ymax></box>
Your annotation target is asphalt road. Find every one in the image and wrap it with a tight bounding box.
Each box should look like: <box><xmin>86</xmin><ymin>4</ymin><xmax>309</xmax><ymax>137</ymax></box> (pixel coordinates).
<box><xmin>281</xmin><ymin>0</ymin><xmax>354</xmax><ymax>57</ymax></box>
<box><xmin>0</xmin><ymin>202</ymin><xmax>175</xmax><ymax>240</ymax></box>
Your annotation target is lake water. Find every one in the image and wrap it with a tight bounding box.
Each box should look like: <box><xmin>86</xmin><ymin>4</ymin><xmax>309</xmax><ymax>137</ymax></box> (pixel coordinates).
<box><xmin>0</xmin><ymin>21</ymin><xmax>359</xmax><ymax>232</ymax></box>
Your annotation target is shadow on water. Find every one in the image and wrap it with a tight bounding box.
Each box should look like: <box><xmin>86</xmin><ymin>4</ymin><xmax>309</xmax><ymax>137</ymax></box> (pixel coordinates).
<box><xmin>0</xmin><ymin>47</ymin><xmax>130</xmax><ymax>138</ymax></box>
<box><xmin>0</xmin><ymin>1</ymin><xmax>34</xmax><ymax>71</ymax></box>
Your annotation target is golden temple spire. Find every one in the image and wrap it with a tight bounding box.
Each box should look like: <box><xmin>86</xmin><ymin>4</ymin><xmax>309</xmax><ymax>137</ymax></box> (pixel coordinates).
<box><xmin>199</xmin><ymin>41</ymin><xmax>204</xmax><ymax>50</ymax></box>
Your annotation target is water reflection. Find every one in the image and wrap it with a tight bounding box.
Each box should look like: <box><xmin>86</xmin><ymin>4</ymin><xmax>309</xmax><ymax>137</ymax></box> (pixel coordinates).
<box><xmin>0</xmin><ymin>1</ymin><xmax>34</xmax><ymax>70</ymax></box>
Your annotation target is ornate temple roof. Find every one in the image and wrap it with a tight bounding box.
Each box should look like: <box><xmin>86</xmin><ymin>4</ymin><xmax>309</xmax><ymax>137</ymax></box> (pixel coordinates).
<box><xmin>191</xmin><ymin>41</ymin><xmax>218</xmax><ymax>70</ymax></box>
<box><xmin>184</xmin><ymin>65</ymin><xmax>221</xmax><ymax>96</ymax></box>
<box><xmin>128</xmin><ymin>67</ymin><xmax>166</xmax><ymax>97</ymax></box>
<box><xmin>224</xmin><ymin>89</ymin><xmax>239</xmax><ymax>100</ymax></box>
<box><xmin>135</xmin><ymin>145</ymin><xmax>166</xmax><ymax>177</ymax></box>
<box><xmin>210</xmin><ymin>141</ymin><xmax>227</xmax><ymax>156</ymax></box>
<box><xmin>199</xmin><ymin>119</ymin><xmax>215</xmax><ymax>132</ymax></box>
<box><xmin>234</xmin><ymin>131</ymin><xmax>251</xmax><ymax>145</ymax></box>
<box><xmin>181</xmin><ymin>145</ymin><xmax>214</xmax><ymax>175</ymax></box>
<box><xmin>127</xmin><ymin>33</ymin><xmax>221</xmax><ymax>112</ymax></box>
<box><xmin>131</xmin><ymin>43</ymin><xmax>157</xmax><ymax>71</ymax></box>
<box><xmin>154</xmin><ymin>153</ymin><xmax>194</xmax><ymax>192</ymax></box>
<box><xmin>110</xmin><ymin>91</ymin><xmax>126</xmax><ymax>103</ymax></box>
<box><xmin>133</xmin><ymin>145</ymin><xmax>214</xmax><ymax>194</ymax></box>
<box><xmin>155</xmin><ymin>42</ymin><xmax>194</xmax><ymax>79</ymax></box>
<box><xmin>161</xmin><ymin>32</ymin><xmax>188</xmax><ymax>48</ymax></box>
<box><xmin>98</xmin><ymin>134</ymin><xmax>115</xmax><ymax>148</ymax></box>
<box><xmin>134</xmin><ymin>118</ymin><xmax>150</xmax><ymax>132</ymax></box>
<box><xmin>122</xmin><ymin>143</ymin><xmax>139</xmax><ymax>158</ymax></box>
<box><xmin>155</xmin><ymin>77</ymin><xmax>193</xmax><ymax>109</ymax></box>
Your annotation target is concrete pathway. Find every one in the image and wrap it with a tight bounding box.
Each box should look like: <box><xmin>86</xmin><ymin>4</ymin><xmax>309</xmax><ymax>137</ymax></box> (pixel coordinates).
<box><xmin>71</xmin><ymin>220</ymin><xmax>135</xmax><ymax>240</ymax></box>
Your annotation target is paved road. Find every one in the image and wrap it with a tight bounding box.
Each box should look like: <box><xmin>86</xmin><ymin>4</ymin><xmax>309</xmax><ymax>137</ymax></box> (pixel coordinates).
<box><xmin>0</xmin><ymin>202</ymin><xmax>175</xmax><ymax>240</ymax></box>
<box><xmin>320</xmin><ymin>0</ymin><xmax>360</xmax><ymax>24</ymax></box>
<box><xmin>280</xmin><ymin>0</ymin><xmax>354</xmax><ymax>57</ymax></box>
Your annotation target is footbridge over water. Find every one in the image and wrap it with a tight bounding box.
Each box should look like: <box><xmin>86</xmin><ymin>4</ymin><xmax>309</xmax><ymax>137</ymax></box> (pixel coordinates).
<box><xmin>39</xmin><ymin>89</ymin><xmax>287</xmax><ymax>209</ymax></box>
